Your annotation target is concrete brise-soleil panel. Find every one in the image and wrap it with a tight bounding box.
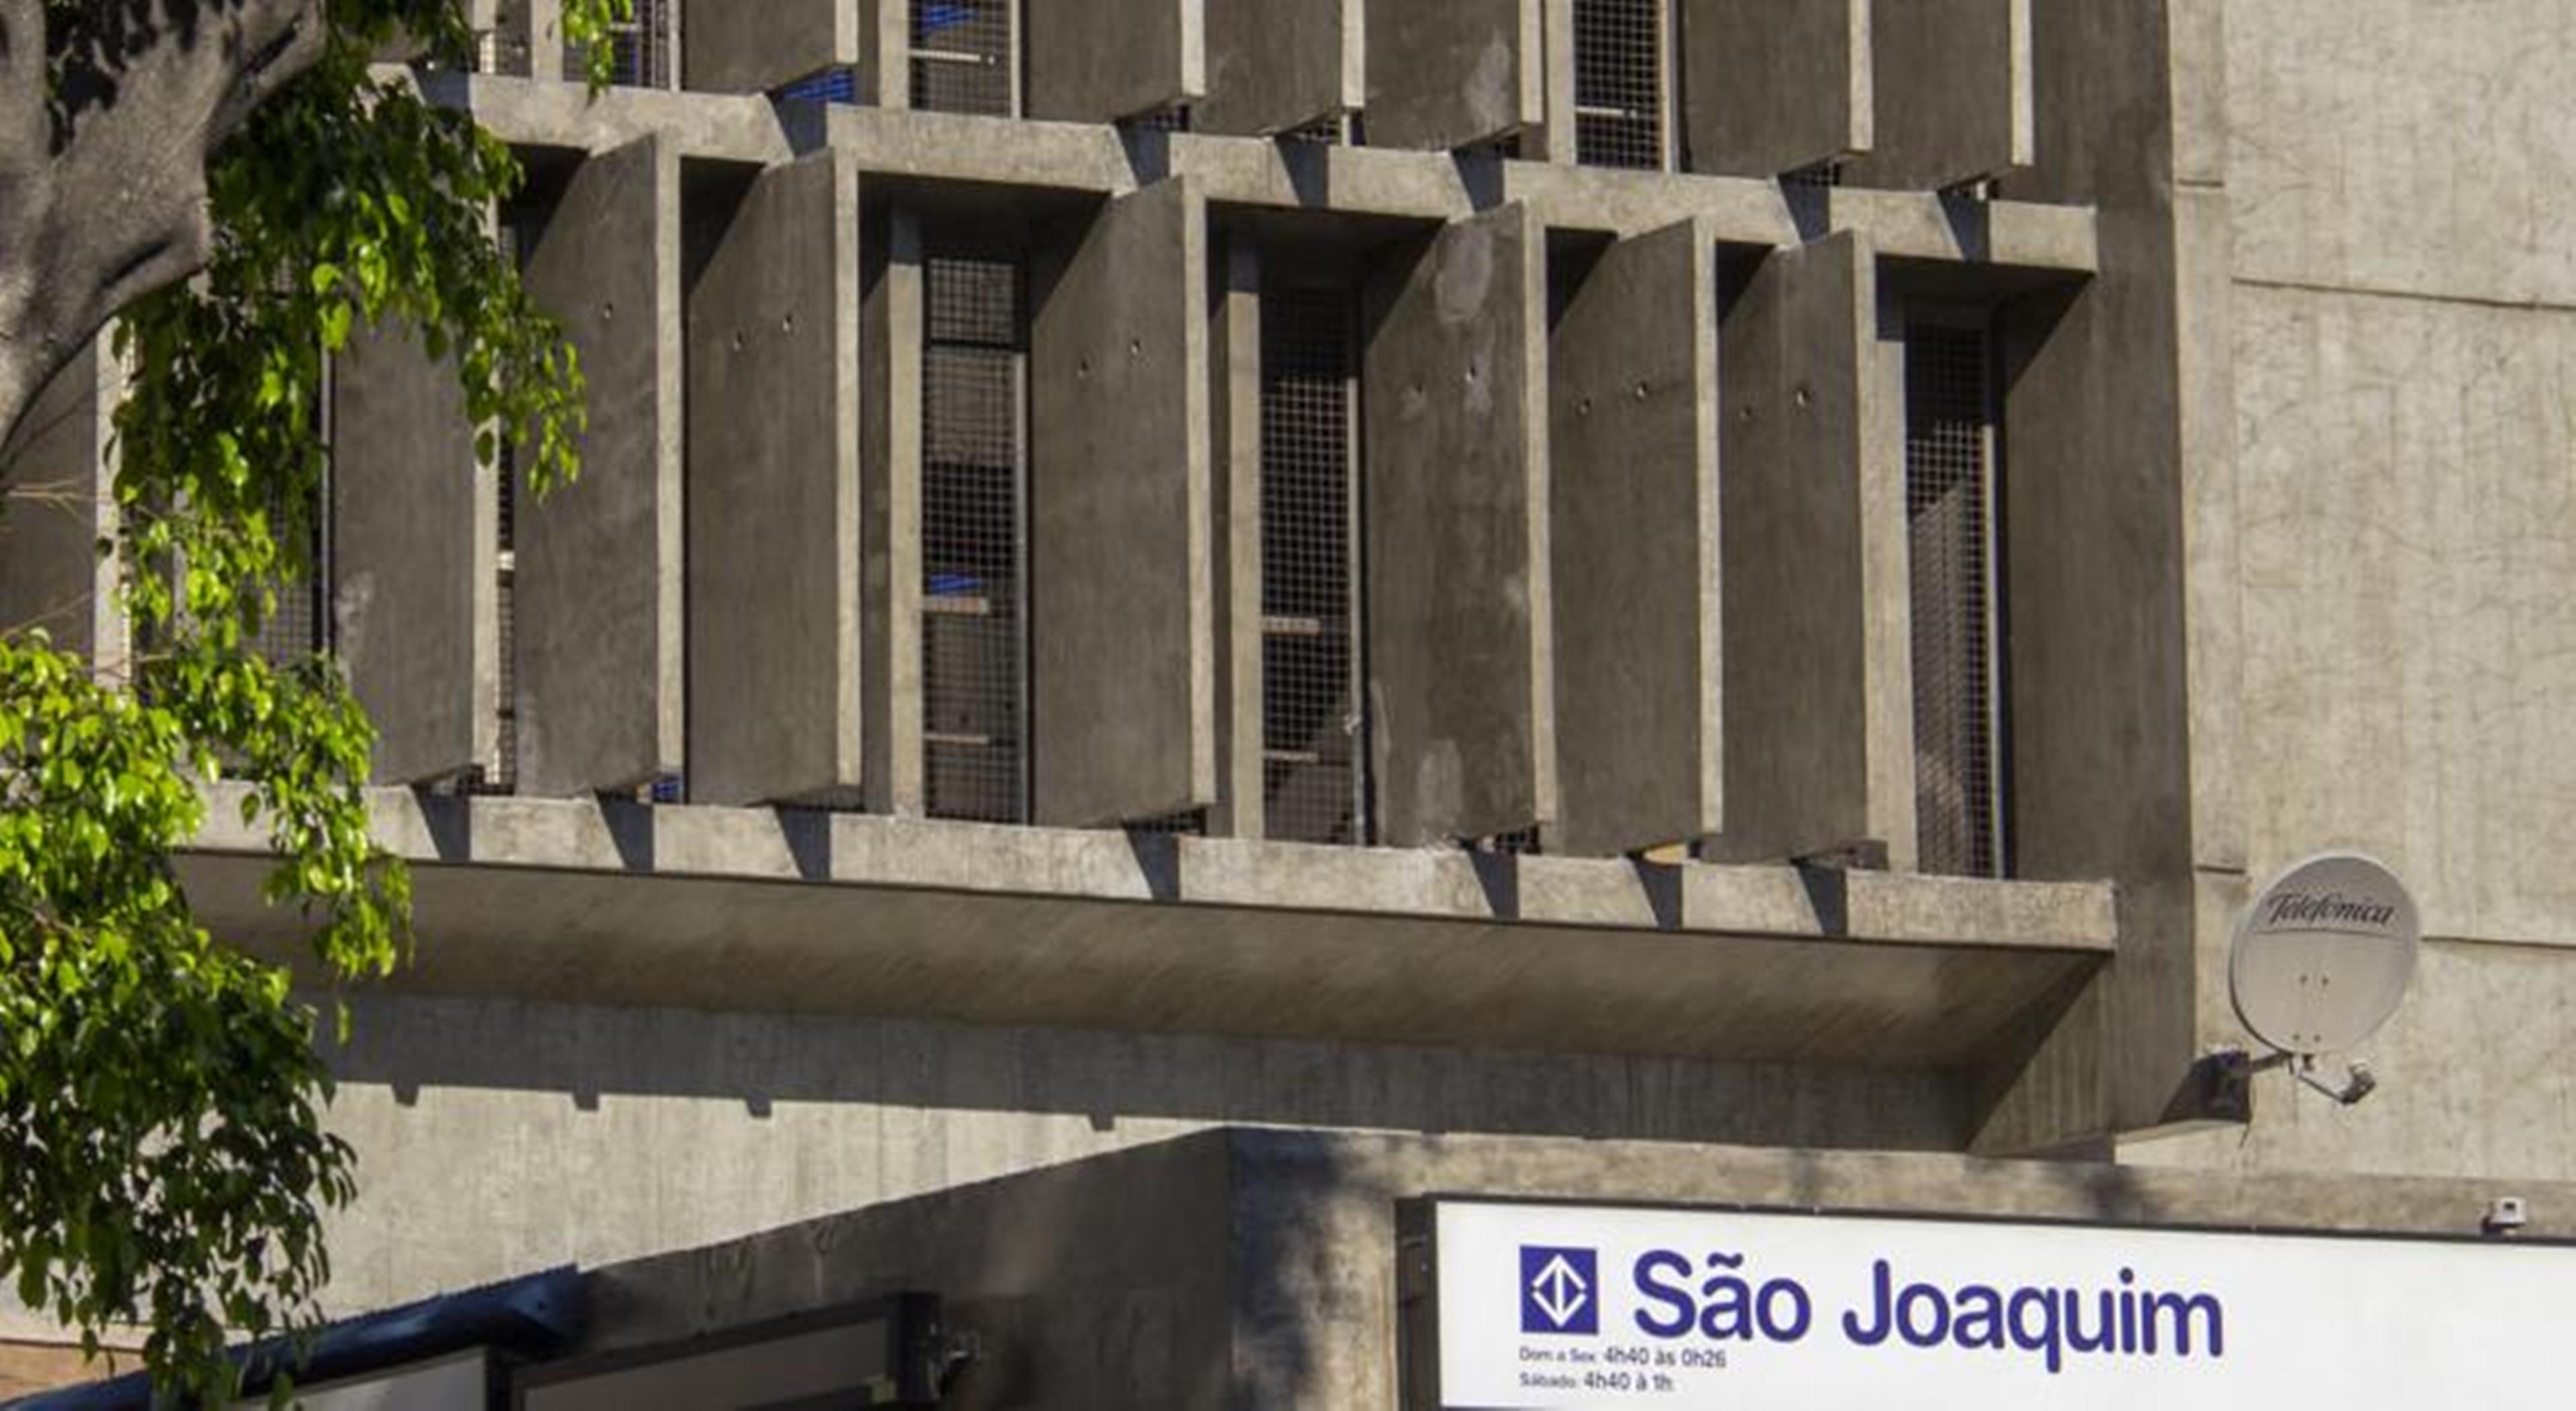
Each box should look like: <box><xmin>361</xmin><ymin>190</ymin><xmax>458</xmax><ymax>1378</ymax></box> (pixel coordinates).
<box><xmin>1025</xmin><ymin>0</ymin><xmax>1206</xmax><ymax>123</ymax></box>
<box><xmin>1363</xmin><ymin>203</ymin><xmax>1556</xmax><ymax>845</ymax></box>
<box><xmin>513</xmin><ymin>134</ymin><xmax>686</xmax><ymax>796</ymax></box>
<box><xmin>1208</xmin><ymin>237</ymin><xmax>1262</xmax><ymax>838</ymax></box>
<box><xmin>0</xmin><ymin>341</ymin><xmax>122</xmax><ymax>666</ymax></box>
<box><xmin>1848</xmin><ymin>0</ymin><xmax>2033</xmax><ymax>190</ymax></box>
<box><xmin>1364</xmin><ymin>0</ymin><xmax>1543</xmax><ymax>151</ymax></box>
<box><xmin>858</xmin><ymin>209</ymin><xmax>925</xmax><ymax>816</ymax></box>
<box><xmin>1198</xmin><ymin>0</ymin><xmax>1361</xmax><ymax>136</ymax></box>
<box><xmin>183</xmin><ymin>784</ymin><xmax>2115</xmax><ymax>1070</ymax></box>
<box><xmin>683</xmin><ymin>0</ymin><xmax>854</xmax><ymax>94</ymax></box>
<box><xmin>1028</xmin><ymin>180</ymin><xmax>1217</xmax><ymax>825</ymax></box>
<box><xmin>1681</xmin><ymin>0</ymin><xmax>1871</xmax><ymax>177</ymax></box>
<box><xmin>685</xmin><ymin>152</ymin><xmax>864</xmax><ymax>806</ymax></box>
<box><xmin>1710</xmin><ymin>232</ymin><xmax>1914</xmax><ymax>866</ymax></box>
<box><xmin>1547</xmin><ymin>220</ymin><xmax>1722</xmax><ymax>856</ymax></box>
<box><xmin>331</xmin><ymin>319</ymin><xmax>494</xmax><ymax>785</ymax></box>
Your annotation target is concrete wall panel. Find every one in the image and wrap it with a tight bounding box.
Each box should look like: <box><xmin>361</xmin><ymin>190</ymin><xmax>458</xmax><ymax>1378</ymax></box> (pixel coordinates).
<box><xmin>0</xmin><ymin>343</ymin><xmax>120</xmax><ymax>666</ymax></box>
<box><xmin>1681</xmin><ymin>0</ymin><xmax>1871</xmax><ymax>177</ymax></box>
<box><xmin>1026</xmin><ymin>0</ymin><xmax>1204</xmax><ymax>122</ymax></box>
<box><xmin>1028</xmin><ymin>180</ymin><xmax>1216</xmax><ymax>825</ymax></box>
<box><xmin>1211</xmin><ymin>237</ymin><xmax>1263</xmax><ymax>837</ymax></box>
<box><xmin>860</xmin><ymin>208</ymin><xmax>924</xmax><ymax>816</ymax></box>
<box><xmin>515</xmin><ymin>135</ymin><xmax>684</xmax><ymax>796</ymax></box>
<box><xmin>332</xmin><ymin>320</ymin><xmax>491</xmax><ymax>785</ymax></box>
<box><xmin>1363</xmin><ymin>0</ymin><xmax>1543</xmax><ymax>151</ymax></box>
<box><xmin>1363</xmin><ymin>204</ymin><xmax>1555</xmax><ymax>845</ymax></box>
<box><xmin>685</xmin><ymin>0</ymin><xmax>852</xmax><ymax>93</ymax></box>
<box><xmin>1548</xmin><ymin>220</ymin><xmax>1721</xmax><ymax>856</ymax></box>
<box><xmin>686</xmin><ymin>153</ymin><xmax>863</xmax><ymax>806</ymax></box>
<box><xmin>1849</xmin><ymin>0</ymin><xmax>2031</xmax><ymax>189</ymax></box>
<box><xmin>1198</xmin><ymin>0</ymin><xmax>1357</xmax><ymax>136</ymax></box>
<box><xmin>1709</xmin><ymin>232</ymin><xmax>1911</xmax><ymax>864</ymax></box>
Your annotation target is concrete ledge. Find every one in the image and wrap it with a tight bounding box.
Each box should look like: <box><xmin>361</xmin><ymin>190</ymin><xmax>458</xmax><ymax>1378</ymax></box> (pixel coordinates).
<box><xmin>189</xmin><ymin>788</ymin><xmax>2112</xmax><ymax>1070</ymax></box>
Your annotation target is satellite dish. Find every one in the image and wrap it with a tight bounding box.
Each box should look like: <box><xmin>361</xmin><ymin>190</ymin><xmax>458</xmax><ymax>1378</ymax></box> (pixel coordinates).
<box><xmin>2229</xmin><ymin>852</ymin><xmax>2420</xmax><ymax>1057</ymax></box>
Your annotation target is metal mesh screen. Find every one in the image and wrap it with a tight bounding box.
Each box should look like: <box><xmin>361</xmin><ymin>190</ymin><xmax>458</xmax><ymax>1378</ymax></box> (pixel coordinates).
<box><xmin>246</xmin><ymin>497</ymin><xmax>328</xmax><ymax>667</ymax></box>
<box><xmin>1904</xmin><ymin>323</ymin><xmax>2002</xmax><ymax>878</ymax></box>
<box><xmin>568</xmin><ymin>0</ymin><xmax>674</xmax><ymax>88</ymax></box>
<box><xmin>912</xmin><ymin>0</ymin><xmax>1014</xmax><ymax>115</ymax></box>
<box><xmin>922</xmin><ymin>251</ymin><xmax>1028</xmax><ymax>823</ymax></box>
<box><xmin>1259</xmin><ymin>286</ymin><xmax>1366</xmax><ymax>845</ymax></box>
<box><xmin>1573</xmin><ymin>0</ymin><xmax>1666</xmax><ymax>169</ymax></box>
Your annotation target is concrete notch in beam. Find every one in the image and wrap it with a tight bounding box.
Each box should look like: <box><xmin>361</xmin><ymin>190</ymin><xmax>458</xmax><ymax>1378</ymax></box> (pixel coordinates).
<box><xmin>686</xmin><ymin>153</ymin><xmax>864</xmax><ymax>806</ymax></box>
<box><xmin>1849</xmin><ymin>0</ymin><xmax>2033</xmax><ymax>190</ymax></box>
<box><xmin>1548</xmin><ymin>220</ymin><xmax>1722</xmax><ymax>856</ymax></box>
<box><xmin>514</xmin><ymin>134</ymin><xmax>685</xmax><ymax>796</ymax></box>
<box><xmin>1198</xmin><ymin>0</ymin><xmax>1360</xmax><ymax>136</ymax></box>
<box><xmin>1707</xmin><ymin>231</ymin><xmax>1914</xmax><ymax>866</ymax></box>
<box><xmin>1364</xmin><ymin>0</ymin><xmax>1544</xmax><ymax>151</ymax></box>
<box><xmin>685</xmin><ymin>0</ymin><xmax>855</xmax><ymax>94</ymax></box>
<box><xmin>1028</xmin><ymin>179</ymin><xmax>1217</xmax><ymax>825</ymax></box>
<box><xmin>1026</xmin><ymin>0</ymin><xmax>1206</xmax><ymax>122</ymax></box>
<box><xmin>332</xmin><ymin>319</ymin><xmax>490</xmax><ymax>785</ymax></box>
<box><xmin>0</xmin><ymin>341</ymin><xmax>122</xmax><ymax>667</ymax></box>
<box><xmin>1681</xmin><ymin>0</ymin><xmax>1872</xmax><ymax>177</ymax></box>
<box><xmin>1364</xmin><ymin>203</ymin><xmax>1556</xmax><ymax>845</ymax></box>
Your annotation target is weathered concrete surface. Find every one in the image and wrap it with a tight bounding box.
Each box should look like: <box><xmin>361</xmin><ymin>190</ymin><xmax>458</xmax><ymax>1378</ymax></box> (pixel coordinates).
<box><xmin>0</xmin><ymin>341</ymin><xmax>120</xmax><ymax>665</ymax></box>
<box><xmin>1024</xmin><ymin>0</ymin><xmax>1204</xmax><ymax>122</ymax></box>
<box><xmin>1210</xmin><ymin>237</ymin><xmax>1263</xmax><ymax>837</ymax></box>
<box><xmin>684</xmin><ymin>153</ymin><xmax>862</xmax><ymax>806</ymax></box>
<box><xmin>1199</xmin><ymin>0</ymin><xmax>1358</xmax><ymax>136</ymax></box>
<box><xmin>1362</xmin><ymin>204</ymin><xmax>1555</xmax><ymax>845</ymax></box>
<box><xmin>859</xmin><ymin>208</ymin><xmax>925</xmax><ymax>816</ymax></box>
<box><xmin>513</xmin><ymin>135</ymin><xmax>685</xmax><ymax>796</ymax></box>
<box><xmin>1681</xmin><ymin>0</ymin><xmax>1871</xmax><ymax>177</ymax></box>
<box><xmin>1362</xmin><ymin>0</ymin><xmax>1542</xmax><ymax>151</ymax></box>
<box><xmin>684</xmin><ymin>0</ymin><xmax>851</xmax><ymax>93</ymax></box>
<box><xmin>1709</xmin><ymin>232</ymin><xmax>1911</xmax><ymax>866</ymax></box>
<box><xmin>1546</xmin><ymin>220</ymin><xmax>1721</xmax><ymax>857</ymax></box>
<box><xmin>1027</xmin><ymin>180</ymin><xmax>1215</xmax><ymax>825</ymax></box>
<box><xmin>304</xmin><ymin>999</ymin><xmax>1972</xmax><ymax>1314</ymax></box>
<box><xmin>1848</xmin><ymin>0</ymin><xmax>2031</xmax><ymax>190</ymax></box>
<box><xmin>331</xmin><ymin>320</ymin><xmax>490</xmax><ymax>785</ymax></box>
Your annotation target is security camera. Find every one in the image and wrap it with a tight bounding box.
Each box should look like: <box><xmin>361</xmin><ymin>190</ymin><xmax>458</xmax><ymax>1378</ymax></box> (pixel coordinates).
<box><xmin>2485</xmin><ymin>1197</ymin><xmax>2529</xmax><ymax>1236</ymax></box>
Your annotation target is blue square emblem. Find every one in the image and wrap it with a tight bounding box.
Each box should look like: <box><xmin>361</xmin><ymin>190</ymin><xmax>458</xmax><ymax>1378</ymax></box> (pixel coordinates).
<box><xmin>1519</xmin><ymin>1246</ymin><xmax>1599</xmax><ymax>1335</ymax></box>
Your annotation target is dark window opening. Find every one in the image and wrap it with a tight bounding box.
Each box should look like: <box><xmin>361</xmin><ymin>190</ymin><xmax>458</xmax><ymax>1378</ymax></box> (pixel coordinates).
<box><xmin>1904</xmin><ymin>320</ymin><xmax>2004</xmax><ymax>878</ymax></box>
<box><xmin>1259</xmin><ymin>286</ymin><xmax>1368</xmax><ymax>845</ymax></box>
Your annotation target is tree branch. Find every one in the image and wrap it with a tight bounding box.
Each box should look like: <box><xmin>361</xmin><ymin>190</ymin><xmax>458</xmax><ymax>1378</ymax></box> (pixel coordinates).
<box><xmin>0</xmin><ymin>0</ymin><xmax>327</xmax><ymax>450</ymax></box>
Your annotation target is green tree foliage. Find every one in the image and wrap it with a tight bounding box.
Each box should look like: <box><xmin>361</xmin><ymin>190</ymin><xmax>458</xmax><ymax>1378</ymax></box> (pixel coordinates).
<box><xmin>3</xmin><ymin>1</ymin><xmax>623</xmax><ymax>1399</ymax></box>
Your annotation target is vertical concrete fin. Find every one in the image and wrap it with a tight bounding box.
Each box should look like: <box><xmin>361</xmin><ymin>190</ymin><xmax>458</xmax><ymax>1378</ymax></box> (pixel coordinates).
<box><xmin>1362</xmin><ymin>202</ymin><xmax>1555</xmax><ymax>846</ymax></box>
<box><xmin>332</xmin><ymin>319</ymin><xmax>488</xmax><ymax>785</ymax></box>
<box><xmin>1029</xmin><ymin>179</ymin><xmax>1216</xmax><ymax>826</ymax></box>
<box><xmin>1364</xmin><ymin>0</ymin><xmax>1544</xmax><ymax>151</ymax></box>
<box><xmin>1026</xmin><ymin>0</ymin><xmax>1206</xmax><ymax>122</ymax></box>
<box><xmin>0</xmin><ymin>340</ymin><xmax>122</xmax><ymax>668</ymax></box>
<box><xmin>686</xmin><ymin>153</ymin><xmax>865</xmax><ymax>806</ymax></box>
<box><xmin>1212</xmin><ymin>234</ymin><xmax>1264</xmax><ymax>837</ymax></box>
<box><xmin>685</xmin><ymin>0</ymin><xmax>855</xmax><ymax>93</ymax></box>
<box><xmin>1709</xmin><ymin>230</ymin><xmax>1910</xmax><ymax>863</ymax></box>
<box><xmin>862</xmin><ymin>208</ymin><xmax>926</xmax><ymax>816</ymax></box>
<box><xmin>1198</xmin><ymin>0</ymin><xmax>1356</xmax><ymax>136</ymax></box>
<box><xmin>1680</xmin><ymin>0</ymin><xmax>1871</xmax><ymax>177</ymax></box>
<box><xmin>1548</xmin><ymin>219</ymin><xmax>1722</xmax><ymax>856</ymax></box>
<box><xmin>514</xmin><ymin>133</ymin><xmax>684</xmax><ymax>796</ymax></box>
<box><xmin>1849</xmin><ymin>0</ymin><xmax>2033</xmax><ymax>189</ymax></box>
<box><xmin>858</xmin><ymin>0</ymin><xmax>910</xmax><ymax>108</ymax></box>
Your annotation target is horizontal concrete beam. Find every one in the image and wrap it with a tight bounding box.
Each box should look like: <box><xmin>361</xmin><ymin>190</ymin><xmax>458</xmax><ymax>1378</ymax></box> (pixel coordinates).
<box><xmin>185</xmin><ymin>783</ymin><xmax>2115</xmax><ymax>1070</ymax></box>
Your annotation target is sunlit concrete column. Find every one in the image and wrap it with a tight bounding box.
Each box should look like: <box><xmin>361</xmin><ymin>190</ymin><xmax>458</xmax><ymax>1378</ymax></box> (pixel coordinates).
<box><xmin>1363</xmin><ymin>0</ymin><xmax>1543</xmax><ymax>151</ymax></box>
<box><xmin>859</xmin><ymin>206</ymin><xmax>924</xmax><ymax>816</ymax></box>
<box><xmin>513</xmin><ymin>134</ymin><xmax>684</xmax><ymax>796</ymax></box>
<box><xmin>1027</xmin><ymin>180</ymin><xmax>1216</xmax><ymax>825</ymax></box>
<box><xmin>0</xmin><ymin>341</ymin><xmax>122</xmax><ymax>670</ymax></box>
<box><xmin>1362</xmin><ymin>204</ymin><xmax>1555</xmax><ymax>845</ymax></box>
<box><xmin>1026</xmin><ymin>0</ymin><xmax>1205</xmax><ymax>122</ymax></box>
<box><xmin>1708</xmin><ymin>231</ymin><xmax>1914</xmax><ymax>866</ymax></box>
<box><xmin>686</xmin><ymin>153</ymin><xmax>864</xmax><ymax>806</ymax></box>
<box><xmin>686</xmin><ymin>0</ymin><xmax>854</xmax><ymax>92</ymax></box>
<box><xmin>1548</xmin><ymin>220</ymin><xmax>1721</xmax><ymax>857</ymax></box>
<box><xmin>1681</xmin><ymin>0</ymin><xmax>1872</xmax><ymax>177</ymax></box>
<box><xmin>1208</xmin><ymin>232</ymin><xmax>1263</xmax><ymax>837</ymax></box>
<box><xmin>1198</xmin><ymin>0</ymin><xmax>1358</xmax><ymax>136</ymax></box>
<box><xmin>1849</xmin><ymin>0</ymin><xmax>2033</xmax><ymax>189</ymax></box>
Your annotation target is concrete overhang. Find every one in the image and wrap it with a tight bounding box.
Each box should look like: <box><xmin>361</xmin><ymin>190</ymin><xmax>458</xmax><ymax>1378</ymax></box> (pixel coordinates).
<box><xmin>427</xmin><ymin>77</ymin><xmax>2097</xmax><ymax>279</ymax></box>
<box><xmin>182</xmin><ymin>787</ymin><xmax>2113</xmax><ymax>1071</ymax></box>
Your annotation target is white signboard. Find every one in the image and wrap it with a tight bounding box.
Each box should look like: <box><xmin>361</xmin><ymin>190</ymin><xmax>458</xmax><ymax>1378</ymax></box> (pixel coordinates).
<box><xmin>1425</xmin><ymin>1199</ymin><xmax>2576</xmax><ymax>1409</ymax></box>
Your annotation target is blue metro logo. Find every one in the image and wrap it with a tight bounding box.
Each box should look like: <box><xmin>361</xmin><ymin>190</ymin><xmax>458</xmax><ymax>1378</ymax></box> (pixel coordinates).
<box><xmin>1519</xmin><ymin>1246</ymin><xmax>1599</xmax><ymax>1335</ymax></box>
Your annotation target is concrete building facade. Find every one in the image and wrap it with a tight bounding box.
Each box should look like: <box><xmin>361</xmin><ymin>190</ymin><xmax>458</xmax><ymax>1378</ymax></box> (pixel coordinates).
<box><xmin>9</xmin><ymin>0</ymin><xmax>2576</xmax><ymax>1404</ymax></box>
